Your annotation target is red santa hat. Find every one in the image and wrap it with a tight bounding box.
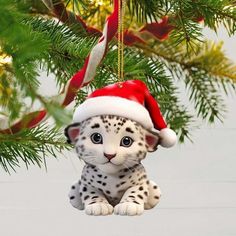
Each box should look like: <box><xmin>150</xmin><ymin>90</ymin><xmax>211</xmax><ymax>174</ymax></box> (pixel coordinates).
<box><xmin>73</xmin><ymin>80</ymin><xmax>177</xmax><ymax>148</ymax></box>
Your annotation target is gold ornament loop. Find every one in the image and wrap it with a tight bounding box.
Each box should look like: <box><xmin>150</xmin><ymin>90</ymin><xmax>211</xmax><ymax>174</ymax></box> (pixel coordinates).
<box><xmin>117</xmin><ymin>0</ymin><xmax>126</xmax><ymax>87</ymax></box>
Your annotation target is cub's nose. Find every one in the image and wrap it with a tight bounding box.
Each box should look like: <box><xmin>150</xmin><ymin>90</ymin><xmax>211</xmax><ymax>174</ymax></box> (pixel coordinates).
<box><xmin>104</xmin><ymin>153</ymin><xmax>116</xmax><ymax>160</ymax></box>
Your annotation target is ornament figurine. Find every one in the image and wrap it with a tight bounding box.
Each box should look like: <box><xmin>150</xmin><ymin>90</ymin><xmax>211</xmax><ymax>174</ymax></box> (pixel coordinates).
<box><xmin>65</xmin><ymin>80</ymin><xmax>177</xmax><ymax>216</ymax></box>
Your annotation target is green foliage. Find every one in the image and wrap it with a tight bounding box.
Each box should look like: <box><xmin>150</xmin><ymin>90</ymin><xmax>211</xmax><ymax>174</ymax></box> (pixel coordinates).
<box><xmin>0</xmin><ymin>0</ymin><xmax>50</xmax><ymax>120</ymax></box>
<box><xmin>143</xmin><ymin>40</ymin><xmax>236</xmax><ymax>123</ymax></box>
<box><xmin>27</xmin><ymin>17</ymin><xmax>96</xmax><ymax>86</ymax></box>
<box><xmin>0</xmin><ymin>125</ymin><xmax>70</xmax><ymax>173</ymax></box>
<box><xmin>126</xmin><ymin>0</ymin><xmax>165</xmax><ymax>22</ymax></box>
<box><xmin>121</xmin><ymin>0</ymin><xmax>236</xmax><ymax>47</ymax></box>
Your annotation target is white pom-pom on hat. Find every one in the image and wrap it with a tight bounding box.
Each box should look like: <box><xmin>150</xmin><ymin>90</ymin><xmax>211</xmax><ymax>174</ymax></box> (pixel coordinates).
<box><xmin>159</xmin><ymin>128</ymin><xmax>177</xmax><ymax>148</ymax></box>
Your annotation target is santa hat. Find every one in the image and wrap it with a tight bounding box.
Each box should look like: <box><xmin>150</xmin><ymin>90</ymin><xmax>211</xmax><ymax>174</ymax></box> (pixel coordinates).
<box><xmin>73</xmin><ymin>80</ymin><xmax>177</xmax><ymax>148</ymax></box>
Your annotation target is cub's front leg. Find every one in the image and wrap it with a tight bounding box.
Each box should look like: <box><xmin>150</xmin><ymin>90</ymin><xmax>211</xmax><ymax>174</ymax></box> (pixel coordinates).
<box><xmin>114</xmin><ymin>184</ymin><xmax>149</xmax><ymax>216</ymax></box>
<box><xmin>68</xmin><ymin>181</ymin><xmax>84</xmax><ymax>210</ymax></box>
<box><xmin>79</xmin><ymin>183</ymin><xmax>113</xmax><ymax>216</ymax></box>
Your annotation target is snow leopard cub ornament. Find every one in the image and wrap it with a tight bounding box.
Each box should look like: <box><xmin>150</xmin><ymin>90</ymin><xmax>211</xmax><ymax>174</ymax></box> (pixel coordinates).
<box><xmin>65</xmin><ymin>80</ymin><xmax>177</xmax><ymax>216</ymax></box>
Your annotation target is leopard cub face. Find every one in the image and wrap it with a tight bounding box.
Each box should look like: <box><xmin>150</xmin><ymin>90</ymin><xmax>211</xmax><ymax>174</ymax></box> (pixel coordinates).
<box><xmin>65</xmin><ymin>115</ymin><xmax>159</xmax><ymax>174</ymax></box>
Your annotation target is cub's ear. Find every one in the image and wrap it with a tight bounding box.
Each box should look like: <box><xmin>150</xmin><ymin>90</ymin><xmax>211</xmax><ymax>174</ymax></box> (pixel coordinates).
<box><xmin>145</xmin><ymin>130</ymin><xmax>160</xmax><ymax>152</ymax></box>
<box><xmin>64</xmin><ymin>123</ymin><xmax>81</xmax><ymax>144</ymax></box>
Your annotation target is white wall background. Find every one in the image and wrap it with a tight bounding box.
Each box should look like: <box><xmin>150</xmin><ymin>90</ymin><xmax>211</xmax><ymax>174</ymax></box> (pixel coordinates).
<box><xmin>0</xmin><ymin>27</ymin><xmax>235</xmax><ymax>236</ymax></box>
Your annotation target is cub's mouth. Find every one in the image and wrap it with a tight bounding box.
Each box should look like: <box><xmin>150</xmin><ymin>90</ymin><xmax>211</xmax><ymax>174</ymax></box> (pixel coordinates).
<box><xmin>102</xmin><ymin>161</ymin><xmax>121</xmax><ymax>166</ymax></box>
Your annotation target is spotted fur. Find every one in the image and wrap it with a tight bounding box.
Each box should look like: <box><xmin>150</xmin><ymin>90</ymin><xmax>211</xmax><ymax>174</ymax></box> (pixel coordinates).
<box><xmin>65</xmin><ymin>115</ymin><xmax>161</xmax><ymax>216</ymax></box>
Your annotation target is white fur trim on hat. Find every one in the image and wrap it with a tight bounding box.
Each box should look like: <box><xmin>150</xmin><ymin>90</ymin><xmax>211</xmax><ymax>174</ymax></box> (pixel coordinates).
<box><xmin>159</xmin><ymin>128</ymin><xmax>177</xmax><ymax>148</ymax></box>
<box><xmin>73</xmin><ymin>96</ymin><xmax>154</xmax><ymax>130</ymax></box>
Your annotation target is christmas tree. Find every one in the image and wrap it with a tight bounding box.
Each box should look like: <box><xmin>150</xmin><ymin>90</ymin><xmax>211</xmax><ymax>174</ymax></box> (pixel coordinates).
<box><xmin>0</xmin><ymin>0</ymin><xmax>236</xmax><ymax>172</ymax></box>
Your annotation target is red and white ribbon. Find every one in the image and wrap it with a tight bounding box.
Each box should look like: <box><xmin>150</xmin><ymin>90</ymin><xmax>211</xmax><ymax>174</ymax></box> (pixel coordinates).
<box><xmin>62</xmin><ymin>0</ymin><xmax>119</xmax><ymax>106</ymax></box>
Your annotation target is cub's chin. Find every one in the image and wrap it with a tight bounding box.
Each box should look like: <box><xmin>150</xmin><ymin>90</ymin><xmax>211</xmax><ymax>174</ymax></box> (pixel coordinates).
<box><xmin>97</xmin><ymin>162</ymin><xmax>123</xmax><ymax>174</ymax></box>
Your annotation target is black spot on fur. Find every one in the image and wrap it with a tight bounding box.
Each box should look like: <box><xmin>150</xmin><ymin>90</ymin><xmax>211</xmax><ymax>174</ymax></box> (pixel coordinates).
<box><xmin>154</xmin><ymin>196</ymin><xmax>160</xmax><ymax>199</ymax></box>
<box><xmin>71</xmin><ymin>186</ymin><xmax>75</xmax><ymax>189</ymax></box>
<box><xmin>84</xmin><ymin>195</ymin><xmax>89</xmax><ymax>200</ymax></box>
<box><xmin>106</xmin><ymin>190</ymin><xmax>111</xmax><ymax>194</ymax></box>
<box><xmin>88</xmin><ymin>201</ymin><xmax>96</xmax><ymax>205</ymax></box>
<box><xmin>133</xmin><ymin>201</ymin><xmax>140</xmax><ymax>204</ymax></box>
<box><xmin>119</xmin><ymin>175</ymin><xmax>125</xmax><ymax>179</ymax></box>
<box><xmin>82</xmin><ymin>187</ymin><xmax>87</xmax><ymax>192</ymax></box>
<box><xmin>138</xmin><ymin>142</ymin><xmax>143</xmax><ymax>146</ymax></box>
<box><xmin>102</xmin><ymin>182</ymin><xmax>107</xmax><ymax>186</ymax></box>
<box><xmin>97</xmin><ymin>181</ymin><xmax>102</xmax><ymax>184</ymax></box>
<box><xmin>90</xmin><ymin>191</ymin><xmax>96</xmax><ymax>194</ymax></box>
<box><xmin>97</xmin><ymin>174</ymin><xmax>102</xmax><ymax>178</ymax></box>
<box><xmin>92</xmin><ymin>196</ymin><xmax>99</xmax><ymax>199</ymax></box>
<box><xmin>144</xmin><ymin>191</ymin><xmax>148</xmax><ymax>196</ymax></box>
<box><xmin>91</xmin><ymin>123</ymin><xmax>100</xmax><ymax>129</ymax></box>
<box><xmin>70</xmin><ymin>196</ymin><xmax>75</xmax><ymax>200</ymax></box>
<box><xmin>138</xmin><ymin>194</ymin><xmax>143</xmax><ymax>200</ymax></box>
<box><xmin>153</xmin><ymin>185</ymin><xmax>158</xmax><ymax>189</ymax></box>
<box><xmin>139</xmin><ymin>186</ymin><xmax>143</xmax><ymax>191</ymax></box>
<box><xmin>126</xmin><ymin>127</ymin><xmax>134</xmax><ymax>133</ymax></box>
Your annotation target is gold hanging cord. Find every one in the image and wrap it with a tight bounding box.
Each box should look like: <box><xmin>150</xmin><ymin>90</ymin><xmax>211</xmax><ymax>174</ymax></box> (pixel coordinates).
<box><xmin>117</xmin><ymin>0</ymin><xmax>125</xmax><ymax>84</ymax></box>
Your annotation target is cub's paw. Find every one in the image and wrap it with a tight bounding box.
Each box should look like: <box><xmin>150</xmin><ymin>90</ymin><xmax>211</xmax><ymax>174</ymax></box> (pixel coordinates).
<box><xmin>85</xmin><ymin>203</ymin><xmax>113</xmax><ymax>216</ymax></box>
<box><xmin>114</xmin><ymin>202</ymin><xmax>144</xmax><ymax>216</ymax></box>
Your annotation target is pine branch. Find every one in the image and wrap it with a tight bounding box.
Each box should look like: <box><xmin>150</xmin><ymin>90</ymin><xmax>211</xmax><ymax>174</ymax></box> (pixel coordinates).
<box><xmin>137</xmin><ymin>40</ymin><xmax>236</xmax><ymax>84</ymax></box>
<box><xmin>126</xmin><ymin>0</ymin><xmax>167</xmax><ymax>22</ymax></box>
<box><xmin>27</xmin><ymin>17</ymin><xmax>97</xmax><ymax>86</ymax></box>
<box><xmin>189</xmin><ymin>0</ymin><xmax>236</xmax><ymax>35</ymax></box>
<box><xmin>0</xmin><ymin>1</ymin><xmax>50</xmax><ymax>121</ymax></box>
<box><xmin>0</xmin><ymin>124</ymin><xmax>70</xmax><ymax>173</ymax></box>
<box><xmin>136</xmin><ymin>40</ymin><xmax>236</xmax><ymax>122</ymax></box>
<box><xmin>185</xmin><ymin>70</ymin><xmax>226</xmax><ymax>122</ymax></box>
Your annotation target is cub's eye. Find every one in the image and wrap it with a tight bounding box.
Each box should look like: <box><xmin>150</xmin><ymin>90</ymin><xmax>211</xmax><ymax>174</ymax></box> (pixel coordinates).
<box><xmin>120</xmin><ymin>136</ymin><xmax>133</xmax><ymax>147</ymax></box>
<box><xmin>91</xmin><ymin>133</ymin><xmax>103</xmax><ymax>144</ymax></box>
